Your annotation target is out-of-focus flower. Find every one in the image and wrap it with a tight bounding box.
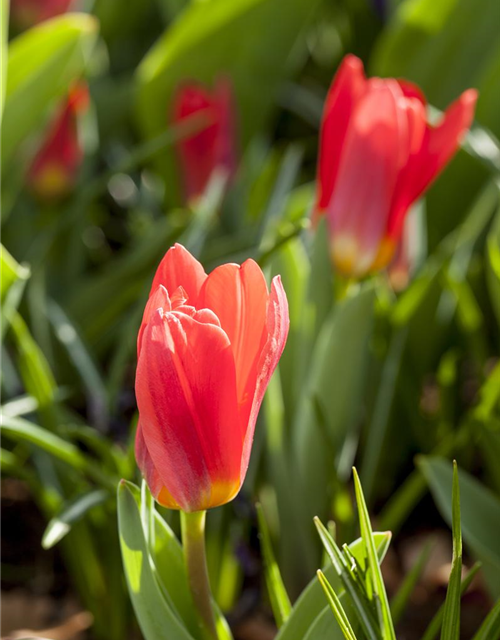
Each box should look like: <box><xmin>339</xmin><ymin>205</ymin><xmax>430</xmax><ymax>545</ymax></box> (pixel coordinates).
<box><xmin>10</xmin><ymin>0</ymin><xmax>73</xmax><ymax>30</ymax></box>
<box><xmin>387</xmin><ymin>207</ymin><xmax>423</xmax><ymax>292</ymax></box>
<box><xmin>314</xmin><ymin>54</ymin><xmax>477</xmax><ymax>278</ymax></box>
<box><xmin>172</xmin><ymin>78</ymin><xmax>236</xmax><ymax>203</ymax></box>
<box><xmin>135</xmin><ymin>244</ymin><xmax>289</xmax><ymax>512</ymax></box>
<box><xmin>28</xmin><ymin>83</ymin><xmax>89</xmax><ymax>202</ymax></box>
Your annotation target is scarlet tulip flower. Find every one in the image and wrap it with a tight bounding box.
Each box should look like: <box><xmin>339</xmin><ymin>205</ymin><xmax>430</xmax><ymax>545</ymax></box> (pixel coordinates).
<box><xmin>172</xmin><ymin>78</ymin><xmax>236</xmax><ymax>202</ymax></box>
<box><xmin>28</xmin><ymin>84</ymin><xmax>89</xmax><ymax>202</ymax></box>
<box><xmin>10</xmin><ymin>0</ymin><xmax>73</xmax><ymax>29</ymax></box>
<box><xmin>135</xmin><ymin>244</ymin><xmax>289</xmax><ymax>512</ymax></box>
<box><xmin>315</xmin><ymin>54</ymin><xmax>477</xmax><ymax>278</ymax></box>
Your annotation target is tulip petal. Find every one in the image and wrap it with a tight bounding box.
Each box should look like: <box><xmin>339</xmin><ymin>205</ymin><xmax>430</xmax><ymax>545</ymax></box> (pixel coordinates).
<box><xmin>315</xmin><ymin>54</ymin><xmax>367</xmax><ymax>217</ymax></box>
<box><xmin>388</xmin><ymin>89</ymin><xmax>477</xmax><ymax>241</ymax></box>
<box><xmin>150</xmin><ymin>243</ymin><xmax>207</xmax><ymax>306</ymax></box>
<box><xmin>135</xmin><ymin>421</ymin><xmax>180</xmax><ymax>509</ymax></box>
<box><xmin>240</xmin><ymin>276</ymin><xmax>289</xmax><ymax>479</ymax></box>
<box><xmin>199</xmin><ymin>259</ymin><xmax>269</xmax><ymax>409</ymax></box>
<box><xmin>327</xmin><ymin>81</ymin><xmax>409</xmax><ymax>275</ymax></box>
<box><xmin>137</xmin><ymin>285</ymin><xmax>171</xmax><ymax>357</ymax></box>
<box><xmin>136</xmin><ymin>309</ymin><xmax>242</xmax><ymax>511</ymax></box>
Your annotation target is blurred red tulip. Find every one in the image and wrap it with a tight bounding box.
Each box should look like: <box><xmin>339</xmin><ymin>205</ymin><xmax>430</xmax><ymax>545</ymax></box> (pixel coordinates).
<box><xmin>135</xmin><ymin>244</ymin><xmax>289</xmax><ymax>512</ymax></box>
<box><xmin>28</xmin><ymin>83</ymin><xmax>89</xmax><ymax>202</ymax></box>
<box><xmin>10</xmin><ymin>0</ymin><xmax>73</xmax><ymax>29</ymax></box>
<box><xmin>315</xmin><ymin>55</ymin><xmax>477</xmax><ymax>278</ymax></box>
<box><xmin>172</xmin><ymin>78</ymin><xmax>236</xmax><ymax>203</ymax></box>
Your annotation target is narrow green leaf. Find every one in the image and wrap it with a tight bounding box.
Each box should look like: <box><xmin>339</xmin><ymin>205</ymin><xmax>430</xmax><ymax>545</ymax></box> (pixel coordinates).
<box><xmin>353</xmin><ymin>468</ymin><xmax>396</xmax><ymax>640</ymax></box>
<box><xmin>440</xmin><ymin>462</ymin><xmax>462</xmax><ymax>640</ymax></box>
<box><xmin>117</xmin><ymin>480</ymin><xmax>195</xmax><ymax>640</ymax></box>
<box><xmin>0</xmin><ymin>414</ymin><xmax>115</xmax><ymax>489</ymax></box>
<box><xmin>317</xmin><ymin>570</ymin><xmax>358</xmax><ymax>640</ymax></box>
<box><xmin>471</xmin><ymin>598</ymin><xmax>500</xmax><ymax>640</ymax></box>
<box><xmin>256</xmin><ymin>502</ymin><xmax>292</xmax><ymax>627</ymax></box>
<box><xmin>421</xmin><ymin>562</ymin><xmax>481</xmax><ymax>640</ymax></box>
<box><xmin>314</xmin><ymin>517</ymin><xmax>380</xmax><ymax>640</ymax></box>
<box><xmin>419</xmin><ymin>456</ymin><xmax>500</xmax><ymax>598</ymax></box>
<box><xmin>42</xmin><ymin>489</ymin><xmax>108</xmax><ymax>549</ymax></box>
<box><xmin>276</xmin><ymin>533</ymin><xmax>391</xmax><ymax>640</ymax></box>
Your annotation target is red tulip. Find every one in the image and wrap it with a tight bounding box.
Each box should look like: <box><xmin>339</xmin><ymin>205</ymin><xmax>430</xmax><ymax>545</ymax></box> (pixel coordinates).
<box><xmin>28</xmin><ymin>83</ymin><xmax>89</xmax><ymax>202</ymax></box>
<box><xmin>315</xmin><ymin>54</ymin><xmax>477</xmax><ymax>278</ymax></box>
<box><xmin>10</xmin><ymin>0</ymin><xmax>73</xmax><ymax>29</ymax></box>
<box><xmin>135</xmin><ymin>244</ymin><xmax>289</xmax><ymax>512</ymax></box>
<box><xmin>172</xmin><ymin>78</ymin><xmax>236</xmax><ymax>203</ymax></box>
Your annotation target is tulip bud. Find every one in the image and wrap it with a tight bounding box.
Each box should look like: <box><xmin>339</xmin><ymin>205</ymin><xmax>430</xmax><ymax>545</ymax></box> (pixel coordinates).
<box><xmin>172</xmin><ymin>77</ymin><xmax>236</xmax><ymax>203</ymax></box>
<box><xmin>28</xmin><ymin>83</ymin><xmax>89</xmax><ymax>202</ymax></box>
<box><xmin>10</xmin><ymin>0</ymin><xmax>73</xmax><ymax>30</ymax></box>
<box><xmin>135</xmin><ymin>244</ymin><xmax>289</xmax><ymax>512</ymax></box>
<box><xmin>314</xmin><ymin>54</ymin><xmax>477</xmax><ymax>279</ymax></box>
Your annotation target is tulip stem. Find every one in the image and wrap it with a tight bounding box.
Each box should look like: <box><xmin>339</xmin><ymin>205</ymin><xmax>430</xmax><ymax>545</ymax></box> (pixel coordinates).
<box><xmin>181</xmin><ymin>510</ymin><xmax>219</xmax><ymax>640</ymax></box>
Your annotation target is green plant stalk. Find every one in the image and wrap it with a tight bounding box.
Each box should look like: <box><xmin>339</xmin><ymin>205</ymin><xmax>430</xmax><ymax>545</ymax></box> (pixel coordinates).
<box><xmin>181</xmin><ymin>510</ymin><xmax>219</xmax><ymax>640</ymax></box>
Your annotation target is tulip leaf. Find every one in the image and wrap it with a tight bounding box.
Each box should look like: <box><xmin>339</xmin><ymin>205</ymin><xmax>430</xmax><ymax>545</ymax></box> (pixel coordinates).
<box><xmin>2</xmin><ymin>13</ymin><xmax>98</xmax><ymax>170</ymax></box>
<box><xmin>293</xmin><ymin>283</ymin><xmax>376</xmax><ymax>527</ymax></box>
<box><xmin>303</xmin><ymin>603</ymin><xmax>355</xmax><ymax>640</ymax></box>
<box><xmin>125</xmin><ymin>481</ymin><xmax>233</xmax><ymax>640</ymax></box>
<box><xmin>439</xmin><ymin>462</ymin><xmax>462</xmax><ymax>640</ymax></box>
<box><xmin>42</xmin><ymin>489</ymin><xmax>109</xmax><ymax>549</ymax></box>
<box><xmin>256</xmin><ymin>502</ymin><xmax>292</xmax><ymax>627</ymax></box>
<box><xmin>486</xmin><ymin>196</ymin><xmax>500</xmax><ymax>329</ymax></box>
<box><xmin>276</xmin><ymin>532</ymin><xmax>391</xmax><ymax>640</ymax></box>
<box><xmin>136</xmin><ymin>0</ymin><xmax>321</xmax><ymax>202</ymax></box>
<box><xmin>419</xmin><ymin>456</ymin><xmax>500</xmax><ymax>598</ymax></box>
<box><xmin>117</xmin><ymin>480</ymin><xmax>195</xmax><ymax>640</ymax></box>
<box><xmin>471</xmin><ymin>598</ymin><xmax>500</xmax><ymax>640</ymax></box>
<box><xmin>0</xmin><ymin>0</ymin><xmax>8</xmax><ymax>123</ymax></box>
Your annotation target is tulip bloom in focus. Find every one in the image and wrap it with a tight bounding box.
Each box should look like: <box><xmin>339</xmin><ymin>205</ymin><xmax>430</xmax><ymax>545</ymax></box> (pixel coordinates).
<box><xmin>10</xmin><ymin>0</ymin><xmax>73</xmax><ymax>29</ymax></box>
<box><xmin>28</xmin><ymin>84</ymin><xmax>89</xmax><ymax>202</ymax></box>
<box><xmin>172</xmin><ymin>78</ymin><xmax>236</xmax><ymax>203</ymax></box>
<box><xmin>315</xmin><ymin>54</ymin><xmax>477</xmax><ymax>278</ymax></box>
<box><xmin>135</xmin><ymin>244</ymin><xmax>289</xmax><ymax>512</ymax></box>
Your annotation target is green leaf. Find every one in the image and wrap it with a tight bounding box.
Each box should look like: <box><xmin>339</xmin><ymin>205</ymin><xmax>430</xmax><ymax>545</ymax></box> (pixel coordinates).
<box><xmin>9</xmin><ymin>312</ymin><xmax>57</xmax><ymax>414</ymax></box>
<box><xmin>42</xmin><ymin>489</ymin><xmax>109</xmax><ymax>549</ymax></box>
<box><xmin>317</xmin><ymin>570</ymin><xmax>358</xmax><ymax>640</ymax></box>
<box><xmin>440</xmin><ymin>462</ymin><xmax>462</xmax><ymax>640</ymax></box>
<box><xmin>419</xmin><ymin>456</ymin><xmax>500</xmax><ymax>598</ymax></box>
<box><xmin>0</xmin><ymin>0</ymin><xmax>8</xmax><ymax>122</ymax></box>
<box><xmin>276</xmin><ymin>532</ymin><xmax>391</xmax><ymax>640</ymax></box>
<box><xmin>422</xmin><ymin>562</ymin><xmax>481</xmax><ymax>640</ymax></box>
<box><xmin>471</xmin><ymin>598</ymin><xmax>500</xmax><ymax>640</ymax></box>
<box><xmin>117</xmin><ymin>480</ymin><xmax>195</xmax><ymax>640</ymax></box>
<box><xmin>353</xmin><ymin>469</ymin><xmax>396</xmax><ymax>640</ymax></box>
<box><xmin>2</xmin><ymin>13</ymin><xmax>98</xmax><ymax>169</ymax></box>
<box><xmin>486</xmin><ymin>198</ymin><xmax>500</xmax><ymax>328</ymax></box>
<box><xmin>0</xmin><ymin>414</ymin><xmax>114</xmax><ymax>489</ymax></box>
<box><xmin>303</xmin><ymin>604</ymin><xmax>354</xmax><ymax>640</ymax></box>
<box><xmin>125</xmin><ymin>482</ymin><xmax>233</xmax><ymax>640</ymax></box>
<box><xmin>0</xmin><ymin>245</ymin><xmax>30</xmax><ymax>301</ymax></box>
<box><xmin>136</xmin><ymin>0</ymin><xmax>320</xmax><ymax>202</ymax></box>
<box><xmin>293</xmin><ymin>284</ymin><xmax>376</xmax><ymax>529</ymax></box>
<box><xmin>256</xmin><ymin>502</ymin><xmax>292</xmax><ymax>627</ymax></box>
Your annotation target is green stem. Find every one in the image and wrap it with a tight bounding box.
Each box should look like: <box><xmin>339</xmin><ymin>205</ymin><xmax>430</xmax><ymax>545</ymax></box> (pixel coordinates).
<box><xmin>181</xmin><ymin>510</ymin><xmax>218</xmax><ymax>640</ymax></box>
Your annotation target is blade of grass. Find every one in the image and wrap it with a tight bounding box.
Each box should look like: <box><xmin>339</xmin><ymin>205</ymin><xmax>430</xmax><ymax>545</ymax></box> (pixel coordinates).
<box><xmin>353</xmin><ymin>468</ymin><xmax>396</xmax><ymax>640</ymax></box>
<box><xmin>317</xmin><ymin>570</ymin><xmax>358</xmax><ymax>640</ymax></box>
<box><xmin>314</xmin><ymin>516</ymin><xmax>380</xmax><ymax>640</ymax></box>
<box><xmin>471</xmin><ymin>598</ymin><xmax>500</xmax><ymax>640</ymax></box>
<box><xmin>440</xmin><ymin>461</ymin><xmax>462</xmax><ymax>640</ymax></box>
<box><xmin>421</xmin><ymin>562</ymin><xmax>481</xmax><ymax>640</ymax></box>
<box><xmin>256</xmin><ymin>502</ymin><xmax>292</xmax><ymax>627</ymax></box>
